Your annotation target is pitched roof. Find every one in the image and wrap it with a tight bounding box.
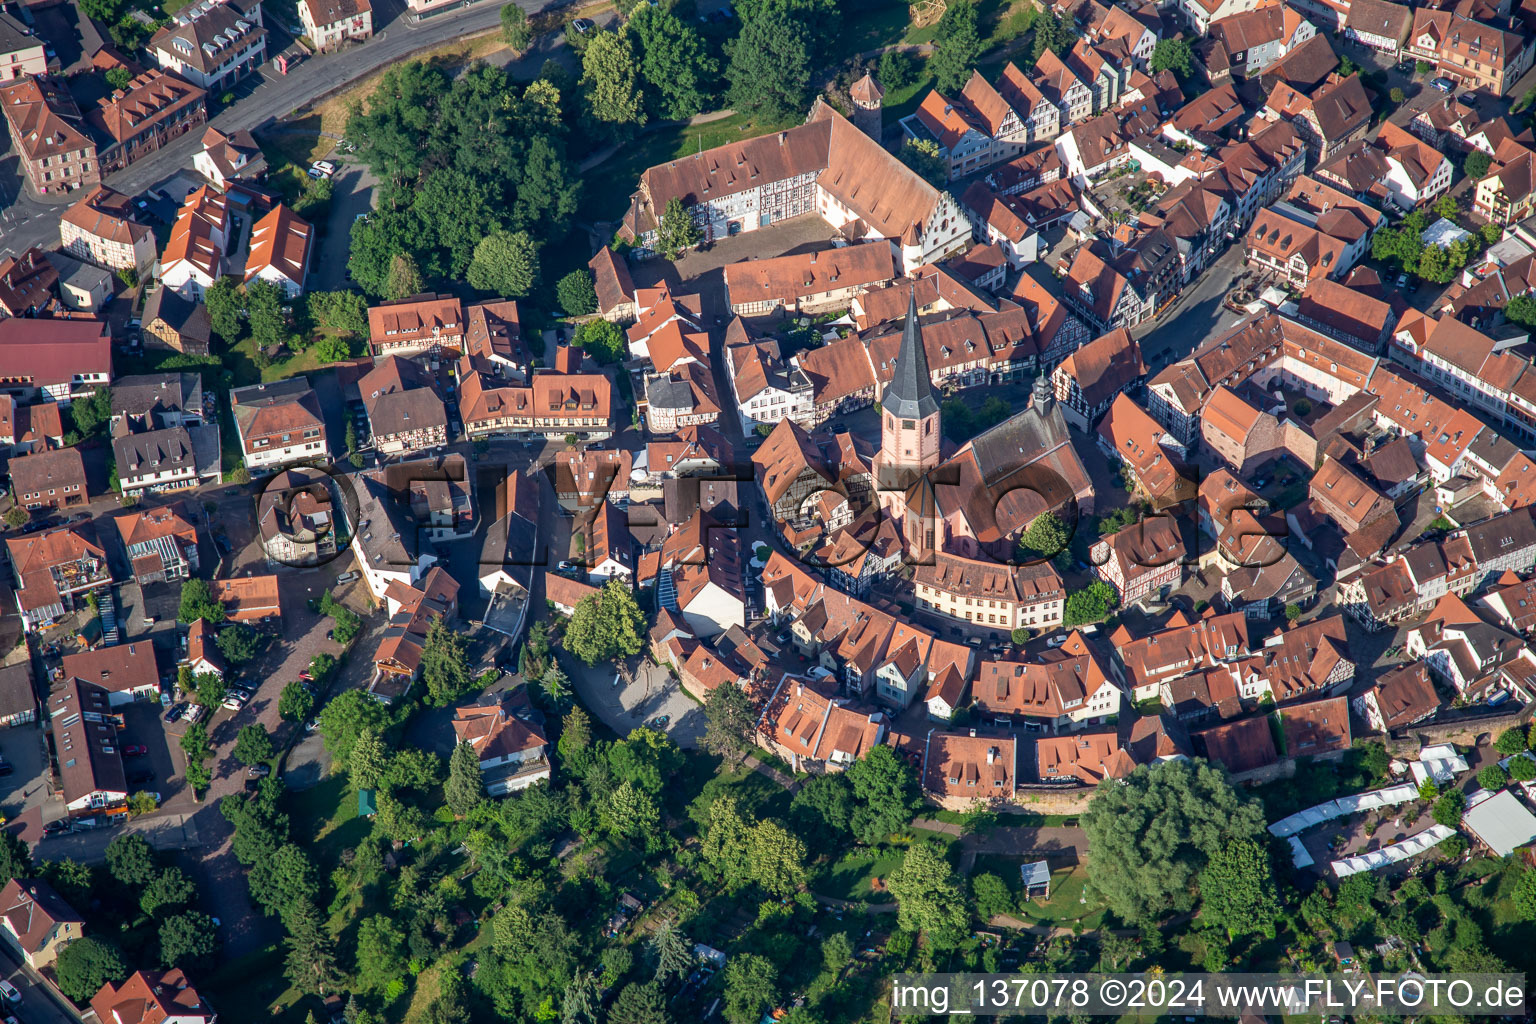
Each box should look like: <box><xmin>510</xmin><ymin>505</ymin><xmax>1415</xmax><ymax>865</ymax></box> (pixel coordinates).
<box><xmin>725</xmin><ymin>243</ymin><xmax>894</xmax><ymax>307</ymax></box>
<box><xmin>90</xmin><ymin>969</ymin><xmax>215</xmax><ymax>1024</ymax></box>
<box><xmin>88</xmin><ymin>69</ymin><xmax>205</xmax><ymax>145</ymax></box>
<box><xmin>0</xmin><ymin>317</ymin><xmax>111</xmax><ymax>387</ymax></box>
<box><xmin>8</xmin><ymin>446</ymin><xmax>86</xmax><ymax>498</ymax></box>
<box><xmin>46</xmin><ymin>677</ymin><xmax>126</xmax><ymax>803</ymax></box>
<box><xmin>0</xmin><ymin>76</ymin><xmax>92</xmax><ymax>164</ymax></box>
<box><xmin>61</xmin><ymin>186</ymin><xmax>152</xmax><ymax>247</ymax></box>
<box><xmin>0</xmin><ymin>878</ymin><xmax>81</xmax><ymax>955</ymax></box>
<box><xmin>245</xmin><ymin>204</ymin><xmax>312</xmax><ymax>286</ymax></box>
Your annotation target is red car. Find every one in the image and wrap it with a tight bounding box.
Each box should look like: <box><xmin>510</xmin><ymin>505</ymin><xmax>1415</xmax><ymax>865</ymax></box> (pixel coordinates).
<box><xmin>298</xmin><ymin>671</ymin><xmax>314</xmax><ymax>682</ymax></box>
<box><xmin>122</xmin><ymin>745</ymin><xmax>149</xmax><ymax>757</ymax></box>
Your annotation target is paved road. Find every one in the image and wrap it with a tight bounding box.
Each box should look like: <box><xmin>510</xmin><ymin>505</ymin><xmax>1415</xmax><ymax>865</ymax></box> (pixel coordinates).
<box><xmin>0</xmin><ymin>0</ymin><xmax>557</xmax><ymax>255</ymax></box>
<box><xmin>0</xmin><ymin>941</ymin><xmax>84</xmax><ymax>1024</ymax></box>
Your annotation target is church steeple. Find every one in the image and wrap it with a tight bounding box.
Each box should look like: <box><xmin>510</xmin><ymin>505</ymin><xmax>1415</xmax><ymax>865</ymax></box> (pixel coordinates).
<box><xmin>883</xmin><ymin>289</ymin><xmax>940</xmax><ymax>422</ymax></box>
<box><xmin>878</xmin><ymin>288</ymin><xmax>941</xmax><ymax>488</ymax></box>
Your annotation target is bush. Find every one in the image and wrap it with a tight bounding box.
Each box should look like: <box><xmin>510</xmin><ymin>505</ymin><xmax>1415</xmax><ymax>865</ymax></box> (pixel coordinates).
<box><xmin>1495</xmin><ymin>727</ymin><xmax>1530</xmax><ymax>755</ymax></box>
<box><xmin>1432</xmin><ymin>790</ymin><xmax>1466</xmax><ymax>827</ymax></box>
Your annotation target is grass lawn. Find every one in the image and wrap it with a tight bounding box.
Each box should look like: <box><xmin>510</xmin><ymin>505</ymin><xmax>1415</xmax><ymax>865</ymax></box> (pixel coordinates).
<box><xmin>1012</xmin><ymin>868</ymin><xmax>1109</xmax><ymax>930</ymax></box>
<box><xmin>202</xmin><ymin>944</ymin><xmax>307</xmax><ymax>1023</ymax></box>
<box><xmin>288</xmin><ymin>772</ymin><xmax>369</xmax><ymax>868</ymax></box>
<box><xmin>924</xmin><ymin>808</ymin><xmax>1076</xmax><ymax>827</ymax></box>
<box><xmin>583</xmin><ymin>109</ymin><xmax>800</xmax><ymax>225</ymax></box>
<box><xmin>818</xmin><ymin>845</ymin><xmax>904</xmax><ymax>904</ymax></box>
<box><xmin>840</xmin><ymin>3</ymin><xmax>911</xmax><ymax>52</ymax></box>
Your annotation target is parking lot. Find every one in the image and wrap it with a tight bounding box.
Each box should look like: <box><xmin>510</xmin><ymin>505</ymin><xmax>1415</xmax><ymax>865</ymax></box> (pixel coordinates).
<box><xmin>0</xmin><ymin>725</ymin><xmax>50</xmax><ymax>823</ymax></box>
<box><xmin>570</xmin><ymin>656</ymin><xmax>706</xmax><ymax>748</ymax></box>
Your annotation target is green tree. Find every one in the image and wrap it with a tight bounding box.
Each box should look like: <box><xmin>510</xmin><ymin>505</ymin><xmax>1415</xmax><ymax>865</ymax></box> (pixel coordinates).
<box><xmin>1030</xmin><ymin>10</ymin><xmax>1070</xmax><ymax>60</ymax></box>
<box><xmin>355</xmin><ymin>914</ymin><xmax>408</xmax><ymax>990</ymax></box>
<box><xmin>1507</xmin><ymin>294</ymin><xmax>1536</xmax><ymax>329</ymax></box>
<box><xmin>446</xmin><ymin>741</ymin><xmax>485</xmax><ymax>816</ymax></box>
<box><xmin>1020</xmin><ymin>510</ymin><xmax>1070</xmax><ymax>561</ymax></box>
<box><xmin>846</xmin><ymin>744</ymin><xmax>921</xmax><ymax>843</ymax></box>
<box><xmin>610</xmin><ymin>982</ymin><xmax>669</xmax><ymax>1024</ymax></box>
<box><xmin>0</xmin><ymin>832</ymin><xmax>31</xmax><ymax>890</ymax></box>
<box><xmin>283</xmin><ymin>898</ymin><xmax>342</xmax><ymax>996</ymax></box>
<box><xmin>315</xmin><ymin>336</ymin><xmax>354</xmax><ymax>363</ymax></box>
<box><xmin>1511</xmin><ymin>756</ymin><xmax>1536</xmax><ymax>782</ymax></box>
<box><xmin>1064</xmin><ymin>580</ymin><xmax>1118</xmax><ymax>626</ymax></box>
<box><xmin>602</xmin><ymin>779</ymin><xmax>661</xmax><ymax>842</ymax></box>
<box><xmin>105</xmin><ymin>66</ymin><xmax>131</xmax><ymax>91</ymax></box>
<box><xmin>703</xmin><ymin>681</ymin><xmax>754</xmax><ymax>758</ymax></box>
<box><xmin>245</xmin><ymin>279</ymin><xmax>286</xmax><ymax>351</ymax></box>
<box><xmin>500</xmin><ymin>2</ymin><xmax>531</xmax><ymax>50</ymax></box>
<box><xmin>177</xmin><ymin>579</ymin><xmax>226</xmax><ymax>625</ymax></box>
<box><xmin>140</xmin><ymin>866</ymin><xmax>197</xmax><ymax>918</ymax></box>
<box><xmin>556</xmin><ymin>270</ymin><xmax>598</xmax><ymax>317</ymax></box>
<box><xmin>191</xmin><ymin>671</ymin><xmax>226</xmax><ymax>710</ymax></box>
<box><xmin>1082</xmin><ymin>759</ymin><xmax>1267</xmax><ymax>925</ymax></box>
<box><xmin>575</xmin><ymin>318</ymin><xmax>626</xmax><ymax>363</ymax></box>
<box><xmin>205</xmin><ymin>277</ymin><xmax>243</xmax><ymax>342</ymax></box>
<box><xmin>180</xmin><ymin>722</ymin><xmax>213</xmax><ymax>765</ymax></box>
<box><xmin>1495</xmin><ymin>727</ymin><xmax>1530</xmax><ymax>755</ymax></box>
<box><xmin>564</xmin><ymin>580</ymin><xmax>646</xmax><ymax>665</ymax></box>
<box><xmin>1514</xmin><ymin>868</ymin><xmax>1536</xmax><ymax>920</ymax></box>
<box><xmin>55</xmin><ymin>938</ymin><xmax>128</xmax><ymax>1002</ymax></box>
<box><xmin>1198</xmin><ymin>838</ymin><xmax>1280</xmax><ymax>938</ymax></box>
<box><xmin>349</xmin><ymin>729</ymin><xmax>390</xmax><ymax>791</ymax></box>
<box><xmin>1433</xmin><ymin>789</ymin><xmax>1466</xmax><ymax>827</ymax></box>
<box><xmin>385</xmin><ymin>252</ymin><xmax>425</xmax><ymax>301</ymax></box>
<box><xmin>971</xmin><ymin>872</ymin><xmax>1016</xmax><ymax>920</ymax></box>
<box><xmin>279</xmin><ymin>681</ymin><xmax>315</xmax><ymax>723</ymax></box>
<box><xmin>725</xmin><ymin>0</ymin><xmax>812</xmax><ymax>120</ymax></box>
<box><xmin>38</xmin><ymin>859</ymin><xmax>93</xmax><ymax>909</ymax></box>
<box><xmin>820</xmin><ymin>931</ymin><xmax>852</xmax><ymax>974</ymax></box>
<box><xmin>745</xmin><ymin>819</ymin><xmax>808</xmax><ymax>897</ymax></box>
<box><xmin>233</xmin><ymin>724</ymin><xmax>274</xmax><ymax>766</ymax></box>
<box><xmin>722</xmin><ymin>954</ymin><xmax>778</xmax><ymax>1024</ymax></box>
<box><xmin>1150</xmin><ymin>38</ymin><xmax>1193</xmax><ymax>76</ymax></box>
<box><xmin>1433</xmin><ymin>192</ymin><xmax>1459</xmax><ymax>221</ymax></box>
<box><xmin>1465</xmin><ymin>149</ymin><xmax>1493</xmax><ymax>179</ymax></box>
<box><xmin>896</xmin><ymin>137</ymin><xmax>948</xmax><ymax>186</ymax></box>
<box><xmin>581</xmin><ymin>31</ymin><xmax>646</xmax><ymax>132</ymax></box>
<box><xmin>3</xmin><ymin>505</ymin><xmax>26</xmax><ymax>530</ymax></box>
<box><xmin>878</xmin><ymin>48</ymin><xmax>915</xmax><ymax>91</ymax></box>
<box><xmin>561</xmin><ymin>970</ymin><xmax>601</xmax><ymax>1024</ymax></box>
<box><xmin>928</xmin><ymin>0</ymin><xmax>981</xmax><ymax>94</ymax></box>
<box><xmin>653</xmin><ymin>196</ymin><xmax>703</xmax><ymax>260</ymax></box>
<box><xmin>888</xmin><ymin>841</ymin><xmax>969</xmax><ymax>948</ymax></box>
<box><xmin>1477</xmin><ymin>764</ymin><xmax>1509</xmax><ymax>791</ymax></box>
<box><xmin>159</xmin><ymin>911</ymin><xmax>220</xmax><ymax>970</ymax></box>
<box><xmin>306</xmin><ymin>289</ymin><xmax>370</xmax><ymax>336</ymax></box>
<box><xmin>64</xmin><ymin>387</ymin><xmax>110</xmax><ymax>442</ymax></box>
<box><xmin>215</xmin><ymin>622</ymin><xmax>260</xmax><ymax>664</ymax></box>
<box><xmin>467</xmin><ymin>230</ymin><xmax>540</xmax><ymax>298</ymax></box>
<box><xmin>318</xmin><ymin>690</ymin><xmax>393</xmax><ymax>769</ymax></box>
<box><xmin>649</xmin><ymin>919</ymin><xmax>695</xmax><ymax>984</ymax></box>
<box><xmin>627</xmin><ymin>3</ymin><xmax>717</xmax><ymax>119</ymax></box>
<box><xmin>420</xmin><ymin>614</ymin><xmax>474</xmax><ymax>706</ymax></box>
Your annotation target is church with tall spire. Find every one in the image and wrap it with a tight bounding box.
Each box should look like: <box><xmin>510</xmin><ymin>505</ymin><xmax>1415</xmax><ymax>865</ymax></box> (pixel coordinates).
<box><xmin>875</xmin><ymin>291</ymin><xmax>943</xmax><ymax>552</ymax></box>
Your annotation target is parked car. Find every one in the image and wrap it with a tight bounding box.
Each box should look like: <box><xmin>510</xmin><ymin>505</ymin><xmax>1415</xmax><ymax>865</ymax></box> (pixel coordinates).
<box><xmin>336</xmin><ymin>571</ymin><xmax>360</xmax><ymax>584</ymax></box>
<box><xmin>650</xmin><ymin>715</ymin><xmax>670</xmax><ymax>728</ymax></box>
<box><xmin>1046</xmin><ymin>635</ymin><xmax>1067</xmax><ymax>648</ymax></box>
<box><xmin>122</xmin><ymin>744</ymin><xmax>148</xmax><ymax>756</ymax></box>
<box><xmin>42</xmin><ymin>819</ymin><xmax>70</xmax><ymax>836</ymax></box>
<box><xmin>298</xmin><ymin>671</ymin><xmax>314</xmax><ymax>682</ymax></box>
<box><xmin>310</xmin><ymin>160</ymin><xmax>337</xmax><ymax>178</ymax></box>
<box><xmin>1432</xmin><ymin>77</ymin><xmax>1455</xmax><ymax>91</ymax></box>
<box><xmin>248</xmin><ymin>764</ymin><xmax>271</xmax><ymax>778</ymax></box>
<box><xmin>127</xmin><ymin>770</ymin><xmax>154</xmax><ymax>785</ymax></box>
<box><xmin>183</xmin><ymin>704</ymin><xmax>206</xmax><ymax>724</ymax></box>
<box><xmin>0</xmin><ymin>764</ymin><xmax>13</xmax><ymax>778</ymax></box>
<box><xmin>571</xmin><ymin>16</ymin><xmax>595</xmax><ymax>32</ymax></box>
<box><xmin>164</xmin><ymin>702</ymin><xmax>188</xmax><ymax>724</ymax></box>
<box><xmin>0</xmin><ymin>979</ymin><xmax>21</xmax><ymax>1002</ymax></box>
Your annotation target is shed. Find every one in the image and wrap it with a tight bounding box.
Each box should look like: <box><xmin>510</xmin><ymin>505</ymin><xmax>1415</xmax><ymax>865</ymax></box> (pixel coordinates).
<box><xmin>358</xmin><ymin>788</ymin><xmax>377</xmax><ymax>817</ymax></box>
<box><xmin>1020</xmin><ymin>859</ymin><xmax>1052</xmax><ymax>901</ymax></box>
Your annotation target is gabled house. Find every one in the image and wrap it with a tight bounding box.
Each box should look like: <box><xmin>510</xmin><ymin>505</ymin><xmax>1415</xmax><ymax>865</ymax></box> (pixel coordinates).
<box><xmin>452</xmin><ymin>691</ymin><xmax>550</xmax><ymax>795</ymax></box>
<box><xmin>90</xmin><ymin>969</ymin><xmax>217</xmax><ymax>1024</ymax></box>
<box><xmin>244</xmin><ymin>204</ymin><xmax>312</xmax><ymax>298</ymax></box>
<box><xmin>1051</xmin><ymin>327</ymin><xmax>1147</xmax><ymax>429</ymax></box>
<box><xmin>230</xmin><ymin>377</ymin><xmax>326</xmax><ymax>473</ymax></box>
<box><xmin>1091</xmin><ymin>516</ymin><xmax>1187</xmax><ymax>605</ymax></box>
<box><xmin>116</xmin><ymin>503</ymin><xmax>200</xmax><ymax>584</ymax></box>
<box><xmin>149</xmin><ymin>0</ymin><xmax>266</xmax><ymax>93</ymax></box>
<box><xmin>299</xmin><ymin>0</ymin><xmax>372</xmax><ymax>50</ymax></box>
<box><xmin>6</xmin><ymin>526</ymin><xmax>112</xmax><ymax>630</ymax></box>
<box><xmin>61</xmin><ymin>642</ymin><xmax>161</xmax><ymax>707</ymax></box>
<box><xmin>0</xmin><ymin>878</ymin><xmax>83</xmax><ymax>969</ymax></box>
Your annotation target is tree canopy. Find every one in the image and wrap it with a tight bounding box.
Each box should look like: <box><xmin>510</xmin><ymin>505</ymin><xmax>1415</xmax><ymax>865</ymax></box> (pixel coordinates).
<box><xmin>564</xmin><ymin>580</ymin><xmax>647</xmax><ymax>664</ymax></box>
<box><xmin>888</xmin><ymin>841</ymin><xmax>969</xmax><ymax>948</ymax></box>
<box><xmin>1082</xmin><ymin>760</ymin><xmax>1267</xmax><ymax>924</ymax></box>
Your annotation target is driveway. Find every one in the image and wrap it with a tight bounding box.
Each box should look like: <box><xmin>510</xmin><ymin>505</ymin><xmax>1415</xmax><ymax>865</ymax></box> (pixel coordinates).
<box><xmin>568</xmin><ymin>655</ymin><xmax>706</xmax><ymax>747</ymax></box>
<box><xmin>312</xmin><ymin>161</ymin><xmax>380</xmax><ymax>293</ymax></box>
